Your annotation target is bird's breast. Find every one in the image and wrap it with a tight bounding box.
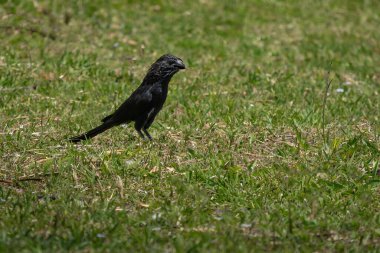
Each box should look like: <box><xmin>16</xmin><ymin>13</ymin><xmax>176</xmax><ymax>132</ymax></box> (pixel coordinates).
<box><xmin>152</xmin><ymin>86</ymin><xmax>167</xmax><ymax>99</ymax></box>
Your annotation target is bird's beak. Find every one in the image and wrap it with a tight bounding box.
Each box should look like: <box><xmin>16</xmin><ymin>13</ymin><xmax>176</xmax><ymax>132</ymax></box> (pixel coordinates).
<box><xmin>175</xmin><ymin>59</ymin><xmax>186</xmax><ymax>69</ymax></box>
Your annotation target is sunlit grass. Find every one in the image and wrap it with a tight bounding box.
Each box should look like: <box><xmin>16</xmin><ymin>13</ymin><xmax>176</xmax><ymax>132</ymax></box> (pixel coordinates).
<box><xmin>0</xmin><ymin>0</ymin><xmax>379</xmax><ymax>251</ymax></box>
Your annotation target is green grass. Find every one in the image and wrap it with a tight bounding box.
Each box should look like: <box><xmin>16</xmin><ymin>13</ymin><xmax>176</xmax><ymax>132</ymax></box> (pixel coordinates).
<box><xmin>1</xmin><ymin>0</ymin><xmax>380</xmax><ymax>252</ymax></box>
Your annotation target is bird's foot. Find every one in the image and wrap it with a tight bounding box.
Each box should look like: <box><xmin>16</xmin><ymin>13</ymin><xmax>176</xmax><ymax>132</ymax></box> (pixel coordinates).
<box><xmin>143</xmin><ymin>129</ymin><xmax>153</xmax><ymax>141</ymax></box>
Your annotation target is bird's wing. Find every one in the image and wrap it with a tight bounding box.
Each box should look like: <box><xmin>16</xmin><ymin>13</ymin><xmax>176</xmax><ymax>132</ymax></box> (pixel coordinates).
<box><xmin>131</xmin><ymin>86</ymin><xmax>154</xmax><ymax>106</ymax></box>
<box><xmin>110</xmin><ymin>85</ymin><xmax>154</xmax><ymax>123</ymax></box>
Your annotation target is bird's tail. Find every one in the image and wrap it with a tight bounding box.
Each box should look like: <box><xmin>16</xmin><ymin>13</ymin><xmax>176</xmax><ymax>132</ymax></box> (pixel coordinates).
<box><xmin>69</xmin><ymin>122</ymin><xmax>114</xmax><ymax>143</ymax></box>
<box><xmin>101</xmin><ymin>114</ymin><xmax>114</xmax><ymax>123</ymax></box>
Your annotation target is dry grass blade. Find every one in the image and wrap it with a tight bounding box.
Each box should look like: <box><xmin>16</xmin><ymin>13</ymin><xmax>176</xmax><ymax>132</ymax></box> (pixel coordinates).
<box><xmin>0</xmin><ymin>172</ymin><xmax>59</xmax><ymax>184</ymax></box>
<box><xmin>0</xmin><ymin>179</ymin><xmax>13</xmax><ymax>184</ymax></box>
<box><xmin>322</xmin><ymin>62</ymin><xmax>333</xmax><ymax>143</ymax></box>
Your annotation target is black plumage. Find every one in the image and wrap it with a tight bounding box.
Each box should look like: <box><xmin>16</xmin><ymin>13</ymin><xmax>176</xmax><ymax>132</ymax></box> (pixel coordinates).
<box><xmin>69</xmin><ymin>54</ymin><xmax>185</xmax><ymax>143</ymax></box>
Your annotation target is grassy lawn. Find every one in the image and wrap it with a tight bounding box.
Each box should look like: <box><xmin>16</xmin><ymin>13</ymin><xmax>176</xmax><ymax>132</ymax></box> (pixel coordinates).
<box><xmin>1</xmin><ymin>0</ymin><xmax>379</xmax><ymax>251</ymax></box>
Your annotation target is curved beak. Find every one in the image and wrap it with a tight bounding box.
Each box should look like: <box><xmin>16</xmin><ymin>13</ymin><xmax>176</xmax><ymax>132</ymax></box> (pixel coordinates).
<box><xmin>175</xmin><ymin>59</ymin><xmax>186</xmax><ymax>69</ymax></box>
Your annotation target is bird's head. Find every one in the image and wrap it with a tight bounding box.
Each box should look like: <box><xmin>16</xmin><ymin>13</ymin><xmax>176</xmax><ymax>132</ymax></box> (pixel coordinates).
<box><xmin>146</xmin><ymin>54</ymin><xmax>186</xmax><ymax>81</ymax></box>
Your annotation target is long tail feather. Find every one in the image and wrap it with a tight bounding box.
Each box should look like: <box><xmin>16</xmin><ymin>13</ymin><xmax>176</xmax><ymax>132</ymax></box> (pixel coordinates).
<box><xmin>101</xmin><ymin>114</ymin><xmax>113</xmax><ymax>123</ymax></box>
<box><xmin>69</xmin><ymin>122</ymin><xmax>114</xmax><ymax>143</ymax></box>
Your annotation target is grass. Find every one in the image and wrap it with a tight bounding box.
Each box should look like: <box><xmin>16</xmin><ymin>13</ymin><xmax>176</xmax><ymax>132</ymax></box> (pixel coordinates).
<box><xmin>0</xmin><ymin>0</ymin><xmax>379</xmax><ymax>252</ymax></box>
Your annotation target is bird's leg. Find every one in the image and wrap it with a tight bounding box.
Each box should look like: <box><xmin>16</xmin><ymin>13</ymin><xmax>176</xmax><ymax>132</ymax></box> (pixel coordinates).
<box><xmin>136</xmin><ymin>129</ymin><xmax>145</xmax><ymax>139</ymax></box>
<box><xmin>134</xmin><ymin>121</ymin><xmax>146</xmax><ymax>140</ymax></box>
<box><xmin>141</xmin><ymin>109</ymin><xmax>156</xmax><ymax>141</ymax></box>
<box><xmin>143</xmin><ymin>128</ymin><xmax>153</xmax><ymax>141</ymax></box>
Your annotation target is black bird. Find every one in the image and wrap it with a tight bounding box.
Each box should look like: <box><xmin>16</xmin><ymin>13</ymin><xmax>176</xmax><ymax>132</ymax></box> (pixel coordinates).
<box><xmin>69</xmin><ymin>54</ymin><xmax>185</xmax><ymax>143</ymax></box>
